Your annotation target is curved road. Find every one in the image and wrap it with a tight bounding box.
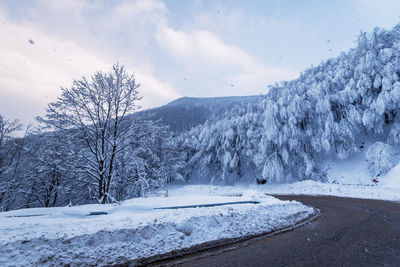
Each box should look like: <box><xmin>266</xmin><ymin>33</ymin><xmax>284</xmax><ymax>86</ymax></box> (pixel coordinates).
<box><xmin>152</xmin><ymin>195</ymin><xmax>400</xmax><ymax>267</ymax></box>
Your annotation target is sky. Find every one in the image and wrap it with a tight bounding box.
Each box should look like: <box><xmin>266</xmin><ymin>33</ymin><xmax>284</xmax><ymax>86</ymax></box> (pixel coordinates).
<box><xmin>0</xmin><ymin>0</ymin><xmax>400</xmax><ymax>127</ymax></box>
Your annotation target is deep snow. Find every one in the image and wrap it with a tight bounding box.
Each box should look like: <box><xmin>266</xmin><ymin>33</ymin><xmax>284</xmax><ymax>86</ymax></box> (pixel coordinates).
<box><xmin>169</xmin><ymin>180</ymin><xmax>400</xmax><ymax>203</ymax></box>
<box><xmin>0</xmin><ymin>192</ymin><xmax>314</xmax><ymax>266</ymax></box>
<box><xmin>168</xmin><ymin>153</ymin><xmax>400</xmax><ymax>203</ymax></box>
<box><xmin>2</xmin><ymin>155</ymin><xmax>399</xmax><ymax>266</ymax></box>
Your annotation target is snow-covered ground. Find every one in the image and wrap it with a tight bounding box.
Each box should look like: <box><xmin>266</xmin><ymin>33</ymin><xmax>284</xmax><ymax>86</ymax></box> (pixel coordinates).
<box><xmin>169</xmin><ymin>159</ymin><xmax>400</xmax><ymax>203</ymax></box>
<box><xmin>322</xmin><ymin>143</ymin><xmax>400</xmax><ymax>187</ymax></box>
<box><xmin>2</xmin><ymin>156</ymin><xmax>399</xmax><ymax>266</ymax></box>
<box><xmin>169</xmin><ymin>180</ymin><xmax>400</xmax><ymax>202</ymax></box>
<box><xmin>0</xmin><ymin>192</ymin><xmax>314</xmax><ymax>266</ymax></box>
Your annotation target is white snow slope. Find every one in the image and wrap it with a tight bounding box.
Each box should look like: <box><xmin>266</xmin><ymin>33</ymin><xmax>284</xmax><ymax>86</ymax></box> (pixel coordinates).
<box><xmin>170</xmin><ymin>181</ymin><xmax>400</xmax><ymax>203</ymax></box>
<box><xmin>169</xmin><ymin>153</ymin><xmax>400</xmax><ymax>203</ymax></box>
<box><xmin>0</xmin><ymin>192</ymin><xmax>314</xmax><ymax>266</ymax></box>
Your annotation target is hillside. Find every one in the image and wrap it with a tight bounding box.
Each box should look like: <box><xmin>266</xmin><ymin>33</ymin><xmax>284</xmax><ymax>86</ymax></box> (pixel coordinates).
<box><xmin>136</xmin><ymin>95</ymin><xmax>262</xmax><ymax>133</ymax></box>
<box><xmin>172</xmin><ymin>24</ymin><xmax>400</xmax><ymax>185</ymax></box>
<box><xmin>3</xmin><ymin>23</ymin><xmax>400</xmax><ymax>212</ymax></box>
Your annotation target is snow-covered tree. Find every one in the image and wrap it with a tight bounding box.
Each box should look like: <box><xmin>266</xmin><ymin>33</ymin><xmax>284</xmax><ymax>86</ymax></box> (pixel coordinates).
<box><xmin>20</xmin><ymin>118</ymin><xmax>78</xmax><ymax>208</ymax></box>
<box><xmin>366</xmin><ymin>142</ymin><xmax>396</xmax><ymax>175</ymax></box>
<box><xmin>0</xmin><ymin>114</ymin><xmax>21</xmax><ymax>148</ymax></box>
<box><xmin>172</xmin><ymin>23</ymin><xmax>400</xmax><ymax>184</ymax></box>
<box><xmin>44</xmin><ymin>64</ymin><xmax>141</xmax><ymax>204</ymax></box>
<box><xmin>0</xmin><ymin>114</ymin><xmax>23</xmax><ymax>210</ymax></box>
<box><xmin>112</xmin><ymin>115</ymin><xmax>179</xmax><ymax>200</ymax></box>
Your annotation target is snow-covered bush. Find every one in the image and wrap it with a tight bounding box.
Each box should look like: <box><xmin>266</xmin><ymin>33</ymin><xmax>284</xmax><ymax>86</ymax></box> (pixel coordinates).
<box><xmin>366</xmin><ymin>142</ymin><xmax>396</xmax><ymax>175</ymax></box>
<box><xmin>387</xmin><ymin>121</ymin><xmax>400</xmax><ymax>145</ymax></box>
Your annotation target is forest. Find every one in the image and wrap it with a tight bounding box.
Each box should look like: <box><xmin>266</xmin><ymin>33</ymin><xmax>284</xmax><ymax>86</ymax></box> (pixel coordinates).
<box><xmin>1</xmin><ymin>24</ymin><xmax>400</xmax><ymax>211</ymax></box>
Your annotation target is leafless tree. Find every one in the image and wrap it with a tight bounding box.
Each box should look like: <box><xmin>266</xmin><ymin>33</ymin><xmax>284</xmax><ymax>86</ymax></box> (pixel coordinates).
<box><xmin>45</xmin><ymin>64</ymin><xmax>141</xmax><ymax>203</ymax></box>
<box><xmin>0</xmin><ymin>114</ymin><xmax>22</xmax><ymax>147</ymax></box>
<box><xmin>0</xmin><ymin>114</ymin><xmax>23</xmax><ymax>210</ymax></box>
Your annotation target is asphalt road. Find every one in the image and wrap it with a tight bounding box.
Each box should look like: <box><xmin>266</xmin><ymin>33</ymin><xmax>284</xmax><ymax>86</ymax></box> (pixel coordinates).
<box><xmin>154</xmin><ymin>195</ymin><xmax>400</xmax><ymax>267</ymax></box>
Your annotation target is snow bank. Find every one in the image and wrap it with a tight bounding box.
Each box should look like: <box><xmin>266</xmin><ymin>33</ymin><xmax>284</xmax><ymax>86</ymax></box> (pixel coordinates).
<box><xmin>263</xmin><ymin>180</ymin><xmax>400</xmax><ymax>201</ymax></box>
<box><xmin>0</xmin><ymin>194</ymin><xmax>314</xmax><ymax>266</ymax></box>
<box><xmin>169</xmin><ymin>180</ymin><xmax>400</xmax><ymax>203</ymax></box>
<box><xmin>165</xmin><ymin>152</ymin><xmax>400</xmax><ymax>203</ymax></box>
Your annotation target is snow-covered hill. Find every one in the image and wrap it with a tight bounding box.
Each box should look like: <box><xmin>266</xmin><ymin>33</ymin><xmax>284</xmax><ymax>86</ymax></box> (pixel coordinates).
<box><xmin>171</xmin><ymin>24</ymin><xmax>400</xmax><ymax>187</ymax></box>
<box><xmin>136</xmin><ymin>95</ymin><xmax>262</xmax><ymax>133</ymax></box>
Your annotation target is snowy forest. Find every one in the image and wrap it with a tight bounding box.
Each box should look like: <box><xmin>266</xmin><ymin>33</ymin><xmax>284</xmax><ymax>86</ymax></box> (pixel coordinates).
<box><xmin>175</xmin><ymin>24</ymin><xmax>400</xmax><ymax>184</ymax></box>
<box><xmin>2</xmin><ymin>24</ymin><xmax>400</xmax><ymax>211</ymax></box>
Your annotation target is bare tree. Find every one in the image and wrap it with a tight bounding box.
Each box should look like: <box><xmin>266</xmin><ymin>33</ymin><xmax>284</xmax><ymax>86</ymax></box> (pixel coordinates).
<box><xmin>0</xmin><ymin>114</ymin><xmax>22</xmax><ymax>148</ymax></box>
<box><xmin>112</xmin><ymin>115</ymin><xmax>176</xmax><ymax>201</ymax></box>
<box><xmin>21</xmin><ymin>127</ymin><xmax>76</xmax><ymax>208</ymax></box>
<box><xmin>0</xmin><ymin>114</ymin><xmax>23</xmax><ymax>210</ymax></box>
<box><xmin>45</xmin><ymin>64</ymin><xmax>141</xmax><ymax>203</ymax></box>
<box><xmin>0</xmin><ymin>114</ymin><xmax>22</xmax><ymax>182</ymax></box>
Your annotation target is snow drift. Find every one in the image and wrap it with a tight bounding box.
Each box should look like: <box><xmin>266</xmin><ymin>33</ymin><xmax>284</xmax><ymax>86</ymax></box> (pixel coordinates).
<box><xmin>0</xmin><ymin>194</ymin><xmax>314</xmax><ymax>266</ymax></box>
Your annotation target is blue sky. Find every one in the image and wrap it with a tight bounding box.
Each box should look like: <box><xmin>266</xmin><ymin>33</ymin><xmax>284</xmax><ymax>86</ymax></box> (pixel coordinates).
<box><xmin>1</xmin><ymin>0</ymin><xmax>400</xmax><ymax>126</ymax></box>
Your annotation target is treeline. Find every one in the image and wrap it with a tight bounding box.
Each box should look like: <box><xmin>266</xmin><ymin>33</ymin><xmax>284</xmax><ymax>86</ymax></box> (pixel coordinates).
<box><xmin>0</xmin><ymin>65</ymin><xmax>181</xmax><ymax>211</ymax></box>
<box><xmin>172</xmin><ymin>24</ymin><xmax>400</xmax><ymax>184</ymax></box>
<box><xmin>3</xmin><ymin>24</ymin><xmax>400</xmax><ymax>210</ymax></box>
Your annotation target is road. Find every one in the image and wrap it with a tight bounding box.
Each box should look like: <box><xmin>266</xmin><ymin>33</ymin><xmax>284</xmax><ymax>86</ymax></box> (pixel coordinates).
<box><xmin>151</xmin><ymin>195</ymin><xmax>400</xmax><ymax>267</ymax></box>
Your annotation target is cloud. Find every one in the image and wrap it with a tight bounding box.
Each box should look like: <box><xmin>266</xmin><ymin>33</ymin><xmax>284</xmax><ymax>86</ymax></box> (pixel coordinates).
<box><xmin>156</xmin><ymin>25</ymin><xmax>297</xmax><ymax>96</ymax></box>
<box><xmin>0</xmin><ymin>3</ymin><xmax>180</xmax><ymax>126</ymax></box>
<box><xmin>112</xmin><ymin>0</ymin><xmax>167</xmax><ymax>17</ymax></box>
<box><xmin>0</xmin><ymin>0</ymin><xmax>301</xmax><ymax>126</ymax></box>
<box><xmin>0</xmin><ymin>13</ymin><xmax>112</xmax><ymax>126</ymax></box>
<box><xmin>134</xmin><ymin>72</ymin><xmax>180</xmax><ymax>109</ymax></box>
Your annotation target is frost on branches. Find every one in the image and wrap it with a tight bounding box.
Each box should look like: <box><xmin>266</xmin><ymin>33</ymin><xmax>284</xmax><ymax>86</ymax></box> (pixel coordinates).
<box><xmin>0</xmin><ymin>65</ymin><xmax>181</xmax><ymax>210</ymax></box>
<box><xmin>366</xmin><ymin>142</ymin><xmax>396</xmax><ymax>175</ymax></box>
<box><xmin>173</xmin><ymin>24</ymin><xmax>400</xmax><ymax>184</ymax></box>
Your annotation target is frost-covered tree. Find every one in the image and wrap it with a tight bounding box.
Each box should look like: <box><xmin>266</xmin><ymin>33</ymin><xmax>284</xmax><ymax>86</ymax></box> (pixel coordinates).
<box><xmin>0</xmin><ymin>114</ymin><xmax>22</xmax><ymax>177</ymax></box>
<box><xmin>366</xmin><ymin>142</ymin><xmax>396</xmax><ymax>175</ymax></box>
<box><xmin>0</xmin><ymin>114</ymin><xmax>21</xmax><ymax>148</ymax></box>
<box><xmin>0</xmin><ymin>114</ymin><xmax>23</xmax><ymax>210</ymax></box>
<box><xmin>20</xmin><ymin>119</ymin><xmax>78</xmax><ymax>207</ymax></box>
<box><xmin>173</xmin><ymin>23</ymin><xmax>400</xmax><ymax>184</ymax></box>
<box><xmin>387</xmin><ymin>120</ymin><xmax>400</xmax><ymax>145</ymax></box>
<box><xmin>44</xmin><ymin>64</ymin><xmax>141</xmax><ymax>204</ymax></box>
<box><xmin>172</xmin><ymin>125</ymin><xmax>201</xmax><ymax>182</ymax></box>
<box><xmin>112</xmin><ymin>115</ymin><xmax>180</xmax><ymax>200</ymax></box>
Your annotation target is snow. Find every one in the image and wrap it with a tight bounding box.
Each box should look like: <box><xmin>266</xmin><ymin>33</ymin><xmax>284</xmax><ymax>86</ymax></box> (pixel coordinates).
<box><xmin>167</xmin><ymin>156</ymin><xmax>400</xmax><ymax>203</ymax></box>
<box><xmin>168</xmin><ymin>181</ymin><xmax>400</xmax><ymax>203</ymax></box>
<box><xmin>383</xmin><ymin>162</ymin><xmax>400</xmax><ymax>188</ymax></box>
<box><xmin>168</xmin><ymin>155</ymin><xmax>400</xmax><ymax>202</ymax></box>
<box><xmin>0</xmin><ymin>193</ymin><xmax>314</xmax><ymax>266</ymax></box>
<box><xmin>168</xmin><ymin>153</ymin><xmax>400</xmax><ymax>202</ymax></box>
<box><xmin>262</xmin><ymin>180</ymin><xmax>400</xmax><ymax>201</ymax></box>
<box><xmin>323</xmin><ymin>147</ymin><xmax>400</xmax><ymax>189</ymax></box>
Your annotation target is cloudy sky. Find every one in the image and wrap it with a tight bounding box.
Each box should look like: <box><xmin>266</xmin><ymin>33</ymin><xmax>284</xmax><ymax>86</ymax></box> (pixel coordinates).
<box><xmin>1</xmin><ymin>0</ymin><xmax>400</xmax><ymax>126</ymax></box>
